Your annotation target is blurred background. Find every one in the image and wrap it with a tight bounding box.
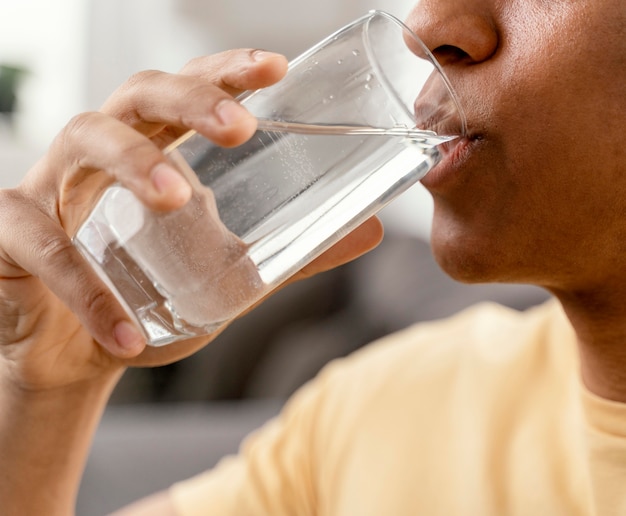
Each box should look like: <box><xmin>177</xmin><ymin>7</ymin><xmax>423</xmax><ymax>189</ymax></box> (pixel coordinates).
<box><xmin>1</xmin><ymin>1</ymin><xmax>549</xmax><ymax>514</ymax></box>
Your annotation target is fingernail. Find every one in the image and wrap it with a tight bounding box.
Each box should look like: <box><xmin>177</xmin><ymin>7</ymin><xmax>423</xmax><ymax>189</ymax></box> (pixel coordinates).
<box><xmin>215</xmin><ymin>99</ymin><xmax>251</xmax><ymax>126</ymax></box>
<box><xmin>252</xmin><ymin>50</ymin><xmax>283</xmax><ymax>62</ymax></box>
<box><xmin>114</xmin><ymin>320</ymin><xmax>144</xmax><ymax>352</ymax></box>
<box><xmin>150</xmin><ymin>162</ymin><xmax>191</xmax><ymax>198</ymax></box>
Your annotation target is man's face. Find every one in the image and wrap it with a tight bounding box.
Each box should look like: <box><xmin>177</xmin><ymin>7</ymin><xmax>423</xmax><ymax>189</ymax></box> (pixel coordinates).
<box><xmin>407</xmin><ymin>0</ymin><xmax>625</xmax><ymax>291</ymax></box>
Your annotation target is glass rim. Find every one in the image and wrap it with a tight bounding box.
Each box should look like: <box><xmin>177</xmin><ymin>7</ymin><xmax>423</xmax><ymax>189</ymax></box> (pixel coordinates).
<box><xmin>168</xmin><ymin>9</ymin><xmax>468</xmax><ymax>154</ymax></box>
<box><xmin>277</xmin><ymin>9</ymin><xmax>467</xmax><ymax>137</ymax></box>
<box><xmin>362</xmin><ymin>10</ymin><xmax>467</xmax><ymax>137</ymax></box>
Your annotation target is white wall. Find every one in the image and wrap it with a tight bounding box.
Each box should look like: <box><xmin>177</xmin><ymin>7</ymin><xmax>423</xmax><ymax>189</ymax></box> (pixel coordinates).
<box><xmin>0</xmin><ymin>0</ymin><xmax>88</xmax><ymax>147</ymax></box>
<box><xmin>0</xmin><ymin>0</ymin><xmax>88</xmax><ymax>187</ymax></box>
<box><xmin>85</xmin><ymin>0</ymin><xmax>416</xmax><ymax>108</ymax></box>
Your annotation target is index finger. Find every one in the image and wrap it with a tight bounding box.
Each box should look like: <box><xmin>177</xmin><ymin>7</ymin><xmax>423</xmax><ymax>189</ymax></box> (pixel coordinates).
<box><xmin>100</xmin><ymin>49</ymin><xmax>288</xmax><ymax>143</ymax></box>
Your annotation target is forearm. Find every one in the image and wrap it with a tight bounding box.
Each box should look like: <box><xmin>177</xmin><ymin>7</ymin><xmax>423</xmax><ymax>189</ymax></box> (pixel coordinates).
<box><xmin>0</xmin><ymin>369</ymin><xmax>123</xmax><ymax>516</ymax></box>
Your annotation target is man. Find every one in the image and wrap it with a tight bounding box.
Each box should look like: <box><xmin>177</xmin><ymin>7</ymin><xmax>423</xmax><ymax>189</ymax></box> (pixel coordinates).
<box><xmin>0</xmin><ymin>0</ymin><xmax>624</xmax><ymax>514</ymax></box>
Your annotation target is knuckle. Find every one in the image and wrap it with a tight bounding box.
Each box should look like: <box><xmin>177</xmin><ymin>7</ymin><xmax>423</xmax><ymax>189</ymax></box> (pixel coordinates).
<box><xmin>0</xmin><ymin>187</ymin><xmax>19</xmax><ymax>208</ymax></box>
<box><xmin>60</xmin><ymin>112</ymin><xmax>158</xmax><ymax>174</ymax></box>
<box><xmin>185</xmin><ymin>81</ymin><xmax>227</xmax><ymax>108</ymax></box>
<box><xmin>102</xmin><ymin>70</ymin><xmax>163</xmax><ymax>121</ymax></box>
<box><xmin>181</xmin><ymin>49</ymin><xmax>252</xmax><ymax>80</ymax></box>
<box><xmin>180</xmin><ymin>56</ymin><xmax>208</xmax><ymax>74</ymax></box>
<box><xmin>52</xmin><ymin>112</ymin><xmax>107</xmax><ymax>168</ymax></box>
<box><xmin>37</xmin><ymin>234</ymin><xmax>76</xmax><ymax>266</ymax></box>
<box><xmin>80</xmin><ymin>283</ymin><xmax>113</xmax><ymax>321</ymax></box>
<box><xmin>181</xmin><ymin>54</ymin><xmax>229</xmax><ymax>76</ymax></box>
<box><xmin>57</xmin><ymin>112</ymin><xmax>101</xmax><ymax>147</ymax></box>
<box><xmin>123</xmin><ymin>69</ymin><xmax>162</xmax><ymax>93</ymax></box>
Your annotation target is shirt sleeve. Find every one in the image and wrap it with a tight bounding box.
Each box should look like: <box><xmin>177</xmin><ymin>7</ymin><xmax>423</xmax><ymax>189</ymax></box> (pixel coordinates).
<box><xmin>169</xmin><ymin>376</ymin><xmax>324</xmax><ymax>516</ymax></box>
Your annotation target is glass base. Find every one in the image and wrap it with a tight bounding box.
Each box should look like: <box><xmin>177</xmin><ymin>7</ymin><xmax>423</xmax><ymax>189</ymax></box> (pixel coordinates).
<box><xmin>73</xmin><ymin>222</ymin><xmax>221</xmax><ymax>347</ymax></box>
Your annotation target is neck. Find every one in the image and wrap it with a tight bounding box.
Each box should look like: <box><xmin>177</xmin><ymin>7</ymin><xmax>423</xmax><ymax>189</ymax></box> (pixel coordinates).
<box><xmin>553</xmin><ymin>287</ymin><xmax>626</xmax><ymax>403</ymax></box>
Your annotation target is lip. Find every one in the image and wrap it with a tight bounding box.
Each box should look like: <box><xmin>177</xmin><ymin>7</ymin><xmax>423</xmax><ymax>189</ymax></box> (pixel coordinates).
<box><xmin>420</xmin><ymin>134</ymin><xmax>480</xmax><ymax>191</ymax></box>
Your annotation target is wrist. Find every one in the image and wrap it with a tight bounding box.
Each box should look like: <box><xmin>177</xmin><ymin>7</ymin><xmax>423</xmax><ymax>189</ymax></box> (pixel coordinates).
<box><xmin>0</xmin><ymin>366</ymin><xmax>124</xmax><ymax>515</ymax></box>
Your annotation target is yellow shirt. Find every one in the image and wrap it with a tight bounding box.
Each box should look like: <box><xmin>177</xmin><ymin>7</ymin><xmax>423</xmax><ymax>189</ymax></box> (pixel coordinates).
<box><xmin>170</xmin><ymin>300</ymin><xmax>626</xmax><ymax>515</ymax></box>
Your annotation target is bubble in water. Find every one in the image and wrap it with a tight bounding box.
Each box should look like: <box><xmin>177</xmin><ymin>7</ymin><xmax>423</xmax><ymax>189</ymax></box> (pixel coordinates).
<box><xmin>364</xmin><ymin>73</ymin><xmax>373</xmax><ymax>90</ymax></box>
<box><xmin>263</xmin><ymin>186</ymin><xmax>279</xmax><ymax>200</ymax></box>
<box><xmin>337</xmin><ymin>59</ymin><xmax>343</xmax><ymax>65</ymax></box>
<box><xmin>352</xmin><ymin>49</ymin><xmax>360</xmax><ymax>56</ymax></box>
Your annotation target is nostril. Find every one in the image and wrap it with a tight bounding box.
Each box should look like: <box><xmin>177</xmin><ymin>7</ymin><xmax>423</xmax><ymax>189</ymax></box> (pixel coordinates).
<box><xmin>432</xmin><ymin>45</ymin><xmax>471</xmax><ymax>66</ymax></box>
<box><xmin>406</xmin><ymin>8</ymin><xmax>499</xmax><ymax>65</ymax></box>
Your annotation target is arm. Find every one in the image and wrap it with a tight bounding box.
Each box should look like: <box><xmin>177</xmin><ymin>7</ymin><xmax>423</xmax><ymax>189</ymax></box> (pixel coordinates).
<box><xmin>0</xmin><ymin>372</ymin><xmax>121</xmax><ymax>515</ymax></box>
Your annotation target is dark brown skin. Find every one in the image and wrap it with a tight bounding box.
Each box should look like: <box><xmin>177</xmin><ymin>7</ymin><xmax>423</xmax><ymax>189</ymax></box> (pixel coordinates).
<box><xmin>408</xmin><ymin>0</ymin><xmax>626</xmax><ymax>402</ymax></box>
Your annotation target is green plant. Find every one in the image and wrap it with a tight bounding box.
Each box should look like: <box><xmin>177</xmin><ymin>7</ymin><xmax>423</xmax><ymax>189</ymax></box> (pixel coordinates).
<box><xmin>0</xmin><ymin>64</ymin><xmax>27</xmax><ymax>115</ymax></box>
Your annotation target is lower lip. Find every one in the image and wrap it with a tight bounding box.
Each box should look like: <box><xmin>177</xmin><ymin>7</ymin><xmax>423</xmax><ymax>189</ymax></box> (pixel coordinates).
<box><xmin>420</xmin><ymin>137</ymin><xmax>477</xmax><ymax>191</ymax></box>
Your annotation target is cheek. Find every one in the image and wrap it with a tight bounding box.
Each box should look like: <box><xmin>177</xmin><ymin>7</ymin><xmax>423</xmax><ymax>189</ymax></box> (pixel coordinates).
<box><xmin>497</xmin><ymin>1</ymin><xmax>624</xmax><ymax>157</ymax></box>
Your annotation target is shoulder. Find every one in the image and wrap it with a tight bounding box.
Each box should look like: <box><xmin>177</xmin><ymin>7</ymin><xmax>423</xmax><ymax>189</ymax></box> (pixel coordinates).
<box><xmin>305</xmin><ymin>299</ymin><xmax>577</xmax><ymax>430</ymax></box>
<box><xmin>319</xmin><ymin>298</ymin><xmax>571</xmax><ymax>389</ymax></box>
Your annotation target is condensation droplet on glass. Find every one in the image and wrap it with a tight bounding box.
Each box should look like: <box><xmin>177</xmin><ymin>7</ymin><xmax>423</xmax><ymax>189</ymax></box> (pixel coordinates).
<box><xmin>337</xmin><ymin>59</ymin><xmax>343</xmax><ymax>65</ymax></box>
<box><xmin>365</xmin><ymin>73</ymin><xmax>373</xmax><ymax>82</ymax></box>
<box><xmin>352</xmin><ymin>49</ymin><xmax>360</xmax><ymax>56</ymax></box>
<box><xmin>364</xmin><ymin>84</ymin><xmax>371</xmax><ymax>90</ymax></box>
<box><xmin>264</xmin><ymin>186</ymin><xmax>279</xmax><ymax>200</ymax></box>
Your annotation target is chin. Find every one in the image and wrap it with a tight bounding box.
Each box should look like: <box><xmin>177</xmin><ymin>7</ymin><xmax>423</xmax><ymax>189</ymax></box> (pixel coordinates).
<box><xmin>428</xmin><ymin>220</ymin><xmax>523</xmax><ymax>286</ymax></box>
<box><xmin>431</xmin><ymin>241</ymin><xmax>498</xmax><ymax>284</ymax></box>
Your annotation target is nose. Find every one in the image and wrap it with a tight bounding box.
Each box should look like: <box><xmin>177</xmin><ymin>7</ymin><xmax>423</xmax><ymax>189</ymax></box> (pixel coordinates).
<box><xmin>405</xmin><ymin>1</ymin><xmax>499</xmax><ymax>65</ymax></box>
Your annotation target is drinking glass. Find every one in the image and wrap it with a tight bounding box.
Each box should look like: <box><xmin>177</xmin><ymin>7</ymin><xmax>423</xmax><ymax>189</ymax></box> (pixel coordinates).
<box><xmin>73</xmin><ymin>10</ymin><xmax>466</xmax><ymax>346</ymax></box>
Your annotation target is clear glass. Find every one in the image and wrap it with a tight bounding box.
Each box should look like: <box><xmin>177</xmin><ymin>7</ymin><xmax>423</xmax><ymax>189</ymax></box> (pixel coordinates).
<box><xmin>73</xmin><ymin>10</ymin><xmax>466</xmax><ymax>346</ymax></box>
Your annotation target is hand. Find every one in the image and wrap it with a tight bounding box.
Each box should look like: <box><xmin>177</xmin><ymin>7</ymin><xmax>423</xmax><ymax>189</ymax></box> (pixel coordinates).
<box><xmin>0</xmin><ymin>49</ymin><xmax>383</xmax><ymax>391</ymax></box>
